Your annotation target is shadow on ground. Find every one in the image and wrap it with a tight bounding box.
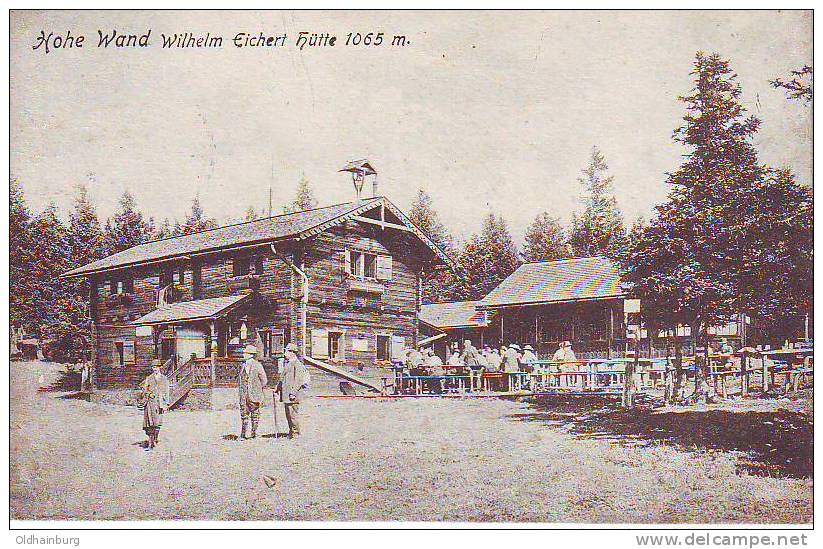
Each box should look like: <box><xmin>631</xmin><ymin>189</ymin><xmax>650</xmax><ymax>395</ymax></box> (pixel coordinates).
<box><xmin>41</xmin><ymin>366</ymin><xmax>81</xmax><ymax>393</ymax></box>
<box><xmin>512</xmin><ymin>395</ymin><xmax>813</xmax><ymax>479</ymax></box>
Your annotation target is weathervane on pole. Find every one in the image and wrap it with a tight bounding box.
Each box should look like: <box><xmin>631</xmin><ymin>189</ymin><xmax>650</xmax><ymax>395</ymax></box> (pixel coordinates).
<box><xmin>339</xmin><ymin>159</ymin><xmax>377</xmax><ymax>201</ymax></box>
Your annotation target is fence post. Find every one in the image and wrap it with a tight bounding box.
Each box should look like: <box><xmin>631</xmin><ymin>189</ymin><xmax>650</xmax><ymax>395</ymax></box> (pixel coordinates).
<box><xmin>761</xmin><ymin>354</ymin><xmax>769</xmax><ymax>395</ymax></box>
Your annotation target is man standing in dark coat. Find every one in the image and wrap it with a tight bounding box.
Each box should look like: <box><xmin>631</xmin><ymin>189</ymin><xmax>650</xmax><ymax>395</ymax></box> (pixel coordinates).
<box><xmin>278</xmin><ymin>343</ymin><xmax>310</xmax><ymax>439</ymax></box>
<box><xmin>238</xmin><ymin>344</ymin><xmax>267</xmax><ymax>439</ymax></box>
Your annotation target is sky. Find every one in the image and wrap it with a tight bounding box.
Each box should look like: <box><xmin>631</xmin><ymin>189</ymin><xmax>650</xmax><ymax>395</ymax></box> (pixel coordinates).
<box><xmin>10</xmin><ymin>10</ymin><xmax>812</xmax><ymax>244</ymax></box>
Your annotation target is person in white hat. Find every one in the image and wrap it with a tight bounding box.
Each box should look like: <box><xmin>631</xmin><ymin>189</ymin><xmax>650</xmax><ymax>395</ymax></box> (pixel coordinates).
<box><xmin>552</xmin><ymin>341</ymin><xmax>576</xmax><ymax>362</ymax></box>
<box><xmin>279</xmin><ymin>342</ymin><xmax>310</xmax><ymax>438</ymax></box>
<box><xmin>238</xmin><ymin>344</ymin><xmax>267</xmax><ymax>439</ymax></box>
<box><xmin>521</xmin><ymin>344</ymin><xmax>538</xmax><ymax>365</ymax></box>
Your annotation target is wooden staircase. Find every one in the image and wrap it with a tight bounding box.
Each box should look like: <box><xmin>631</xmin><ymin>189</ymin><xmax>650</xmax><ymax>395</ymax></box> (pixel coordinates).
<box><xmin>304</xmin><ymin>356</ymin><xmax>383</xmax><ymax>394</ymax></box>
<box><xmin>161</xmin><ymin>356</ymin><xmax>196</xmax><ymax>409</ymax></box>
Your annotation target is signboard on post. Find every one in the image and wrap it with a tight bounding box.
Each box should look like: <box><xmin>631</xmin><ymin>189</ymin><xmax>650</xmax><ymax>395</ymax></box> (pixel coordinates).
<box><xmin>623</xmin><ymin>299</ymin><xmax>641</xmax><ymax>314</ymax></box>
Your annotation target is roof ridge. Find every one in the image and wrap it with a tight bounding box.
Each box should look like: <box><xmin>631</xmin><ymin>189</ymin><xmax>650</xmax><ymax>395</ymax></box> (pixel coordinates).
<box><xmin>140</xmin><ymin>200</ymin><xmax>362</xmax><ymax>246</ymax></box>
<box><xmin>521</xmin><ymin>255</ymin><xmax>610</xmax><ymax>266</ymax></box>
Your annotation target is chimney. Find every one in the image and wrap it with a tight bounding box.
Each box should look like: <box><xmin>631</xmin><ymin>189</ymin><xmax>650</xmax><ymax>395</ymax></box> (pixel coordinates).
<box><xmin>372</xmin><ymin>178</ymin><xmax>379</xmax><ymax>198</ymax></box>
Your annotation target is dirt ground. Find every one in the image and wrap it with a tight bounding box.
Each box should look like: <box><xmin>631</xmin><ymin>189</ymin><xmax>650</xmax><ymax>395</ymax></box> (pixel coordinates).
<box><xmin>10</xmin><ymin>361</ymin><xmax>812</xmax><ymax>523</ymax></box>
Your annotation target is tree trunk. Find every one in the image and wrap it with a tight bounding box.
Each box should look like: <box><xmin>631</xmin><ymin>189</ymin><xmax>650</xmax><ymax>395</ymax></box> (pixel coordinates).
<box><xmin>673</xmin><ymin>336</ymin><xmax>684</xmax><ymax>403</ymax></box>
<box><xmin>622</xmin><ymin>331</ymin><xmax>639</xmax><ymax>408</ymax></box>
<box><xmin>740</xmin><ymin>351</ymin><xmax>748</xmax><ymax>397</ymax></box>
<box><xmin>693</xmin><ymin>322</ymin><xmax>709</xmax><ymax>404</ymax></box>
<box><xmin>663</xmin><ymin>334</ymin><xmax>673</xmax><ymax>403</ymax></box>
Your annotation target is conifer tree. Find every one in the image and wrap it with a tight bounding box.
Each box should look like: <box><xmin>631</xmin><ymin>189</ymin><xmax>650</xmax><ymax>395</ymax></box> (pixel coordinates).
<box><xmin>103</xmin><ymin>191</ymin><xmax>154</xmax><ymax>254</ymax></box>
<box><xmin>457</xmin><ymin>213</ymin><xmax>520</xmax><ymax>301</ymax></box>
<box><xmin>29</xmin><ymin>204</ymin><xmax>72</xmax><ymax>338</ymax></box>
<box><xmin>283</xmin><ymin>174</ymin><xmax>318</xmax><ymax>213</ymax></box>
<box><xmin>10</xmin><ymin>179</ymin><xmax>36</xmax><ymax>330</ymax></box>
<box><xmin>522</xmin><ymin>212</ymin><xmax>570</xmax><ymax>263</ymax></box>
<box><xmin>68</xmin><ymin>184</ymin><xmax>107</xmax><ymax>269</ymax></box>
<box><xmin>244</xmin><ymin>205</ymin><xmax>259</xmax><ymax>222</ymax></box>
<box><xmin>569</xmin><ymin>146</ymin><xmax>626</xmax><ymax>258</ymax></box>
<box><xmin>180</xmin><ymin>195</ymin><xmax>218</xmax><ymax>235</ymax></box>
<box><xmin>618</xmin><ymin>52</ymin><xmax>813</xmax><ymax>404</ymax></box>
<box><xmin>62</xmin><ymin>185</ymin><xmax>108</xmax><ymax>342</ymax></box>
<box><xmin>408</xmin><ymin>189</ymin><xmax>463</xmax><ymax>302</ymax></box>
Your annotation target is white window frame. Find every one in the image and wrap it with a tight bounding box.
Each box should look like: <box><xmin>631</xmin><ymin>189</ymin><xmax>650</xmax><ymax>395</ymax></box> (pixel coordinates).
<box><xmin>347</xmin><ymin>249</ymin><xmax>392</xmax><ymax>281</ymax></box>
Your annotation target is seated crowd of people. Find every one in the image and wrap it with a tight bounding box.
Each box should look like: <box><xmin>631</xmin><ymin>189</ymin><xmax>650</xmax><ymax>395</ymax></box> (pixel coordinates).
<box><xmin>397</xmin><ymin>339</ymin><xmax>580</xmax><ymax>393</ymax></box>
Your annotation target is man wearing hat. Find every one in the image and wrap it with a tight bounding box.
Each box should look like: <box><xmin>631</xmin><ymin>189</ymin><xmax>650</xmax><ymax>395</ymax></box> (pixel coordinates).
<box><xmin>279</xmin><ymin>343</ymin><xmax>310</xmax><ymax>439</ymax></box>
<box><xmin>551</xmin><ymin>341</ymin><xmax>576</xmax><ymax>387</ymax></box>
<box><xmin>238</xmin><ymin>344</ymin><xmax>268</xmax><ymax>439</ymax></box>
<box><xmin>552</xmin><ymin>341</ymin><xmax>576</xmax><ymax>362</ymax></box>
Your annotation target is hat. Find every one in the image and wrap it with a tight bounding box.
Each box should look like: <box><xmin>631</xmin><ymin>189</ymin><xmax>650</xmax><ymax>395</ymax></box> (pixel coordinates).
<box><xmin>524</xmin><ymin>345</ymin><xmax>534</xmax><ymax>351</ymax></box>
<box><xmin>285</xmin><ymin>342</ymin><xmax>299</xmax><ymax>353</ymax></box>
<box><xmin>509</xmin><ymin>344</ymin><xmax>521</xmax><ymax>351</ymax></box>
<box><xmin>243</xmin><ymin>344</ymin><xmax>257</xmax><ymax>354</ymax></box>
<box><xmin>560</xmin><ymin>341</ymin><xmax>572</xmax><ymax>348</ymax></box>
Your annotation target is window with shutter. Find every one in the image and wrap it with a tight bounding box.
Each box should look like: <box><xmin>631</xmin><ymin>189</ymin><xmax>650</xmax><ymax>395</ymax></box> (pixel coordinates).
<box><xmin>340</xmin><ymin>250</ymin><xmax>350</xmax><ymax>274</ymax></box>
<box><xmin>311</xmin><ymin>329</ymin><xmax>329</xmax><ymax>358</ymax></box>
<box><xmin>376</xmin><ymin>255</ymin><xmax>393</xmax><ymax>280</ymax></box>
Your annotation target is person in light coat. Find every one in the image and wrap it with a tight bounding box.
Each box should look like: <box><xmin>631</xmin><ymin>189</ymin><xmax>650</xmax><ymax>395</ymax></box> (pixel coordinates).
<box><xmin>279</xmin><ymin>343</ymin><xmax>310</xmax><ymax>439</ymax></box>
<box><xmin>141</xmin><ymin>362</ymin><xmax>170</xmax><ymax>449</ymax></box>
<box><xmin>238</xmin><ymin>344</ymin><xmax>268</xmax><ymax>439</ymax></box>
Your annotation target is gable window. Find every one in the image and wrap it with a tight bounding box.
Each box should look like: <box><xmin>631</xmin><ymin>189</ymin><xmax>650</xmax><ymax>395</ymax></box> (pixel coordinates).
<box><xmin>376</xmin><ymin>335</ymin><xmax>391</xmax><ymax>361</ymax></box>
<box><xmin>363</xmin><ymin>254</ymin><xmax>377</xmax><ymax>278</ymax></box>
<box><xmin>346</xmin><ymin>249</ymin><xmax>392</xmax><ymax>281</ymax></box>
<box><xmin>348</xmin><ymin>251</ymin><xmax>363</xmax><ymax>277</ymax></box>
<box><xmin>114</xmin><ymin>340</ymin><xmax>135</xmax><ymax>366</ymax></box>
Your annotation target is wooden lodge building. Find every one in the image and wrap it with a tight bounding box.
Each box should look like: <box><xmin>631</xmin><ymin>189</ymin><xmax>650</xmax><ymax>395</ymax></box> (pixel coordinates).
<box><xmin>63</xmin><ymin>196</ymin><xmax>453</xmax><ymax>397</ymax></box>
<box><xmin>419</xmin><ymin>256</ymin><xmax>750</xmax><ymax>360</ymax></box>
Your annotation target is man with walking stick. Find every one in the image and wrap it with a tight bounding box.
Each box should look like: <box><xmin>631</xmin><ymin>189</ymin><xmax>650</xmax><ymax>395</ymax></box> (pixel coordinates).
<box><xmin>277</xmin><ymin>343</ymin><xmax>310</xmax><ymax>439</ymax></box>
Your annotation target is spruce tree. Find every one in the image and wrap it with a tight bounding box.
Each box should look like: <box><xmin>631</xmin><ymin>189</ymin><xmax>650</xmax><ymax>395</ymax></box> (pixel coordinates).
<box><xmin>244</xmin><ymin>205</ymin><xmax>259</xmax><ymax>222</ymax></box>
<box><xmin>569</xmin><ymin>146</ymin><xmax>626</xmax><ymax>257</ymax></box>
<box><xmin>458</xmin><ymin>213</ymin><xmax>520</xmax><ymax>301</ymax></box>
<box><xmin>10</xmin><ymin>179</ymin><xmax>36</xmax><ymax>330</ymax></box>
<box><xmin>618</xmin><ymin>52</ymin><xmax>806</xmax><ymax>403</ymax></box>
<box><xmin>180</xmin><ymin>195</ymin><xmax>218</xmax><ymax>235</ymax></box>
<box><xmin>62</xmin><ymin>185</ymin><xmax>108</xmax><ymax>342</ymax></box>
<box><xmin>522</xmin><ymin>212</ymin><xmax>570</xmax><ymax>263</ymax></box>
<box><xmin>29</xmin><ymin>204</ymin><xmax>72</xmax><ymax>339</ymax></box>
<box><xmin>770</xmin><ymin>65</ymin><xmax>812</xmax><ymax>105</ymax></box>
<box><xmin>103</xmin><ymin>191</ymin><xmax>154</xmax><ymax>254</ymax></box>
<box><xmin>283</xmin><ymin>174</ymin><xmax>318</xmax><ymax>213</ymax></box>
<box><xmin>408</xmin><ymin>189</ymin><xmax>461</xmax><ymax>303</ymax></box>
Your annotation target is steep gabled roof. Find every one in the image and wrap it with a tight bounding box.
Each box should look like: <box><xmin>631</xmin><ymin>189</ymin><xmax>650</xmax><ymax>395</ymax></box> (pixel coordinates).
<box><xmin>63</xmin><ymin>197</ymin><xmax>455</xmax><ymax>277</ymax></box>
<box><xmin>479</xmin><ymin>256</ymin><xmax>625</xmax><ymax>308</ymax></box>
<box><xmin>418</xmin><ymin>301</ymin><xmax>488</xmax><ymax>329</ymax></box>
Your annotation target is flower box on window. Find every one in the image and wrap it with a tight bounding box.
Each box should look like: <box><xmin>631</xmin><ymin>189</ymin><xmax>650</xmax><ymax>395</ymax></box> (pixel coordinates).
<box><xmin>346</xmin><ymin>277</ymin><xmax>384</xmax><ymax>295</ymax></box>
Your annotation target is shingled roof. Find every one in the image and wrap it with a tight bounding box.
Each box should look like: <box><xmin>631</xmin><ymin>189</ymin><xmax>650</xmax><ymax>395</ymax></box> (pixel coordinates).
<box><xmin>479</xmin><ymin>256</ymin><xmax>625</xmax><ymax>308</ymax></box>
<box><xmin>132</xmin><ymin>294</ymin><xmax>250</xmax><ymax>326</ymax></box>
<box><xmin>64</xmin><ymin>197</ymin><xmax>453</xmax><ymax>277</ymax></box>
<box><xmin>418</xmin><ymin>301</ymin><xmax>488</xmax><ymax>329</ymax></box>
